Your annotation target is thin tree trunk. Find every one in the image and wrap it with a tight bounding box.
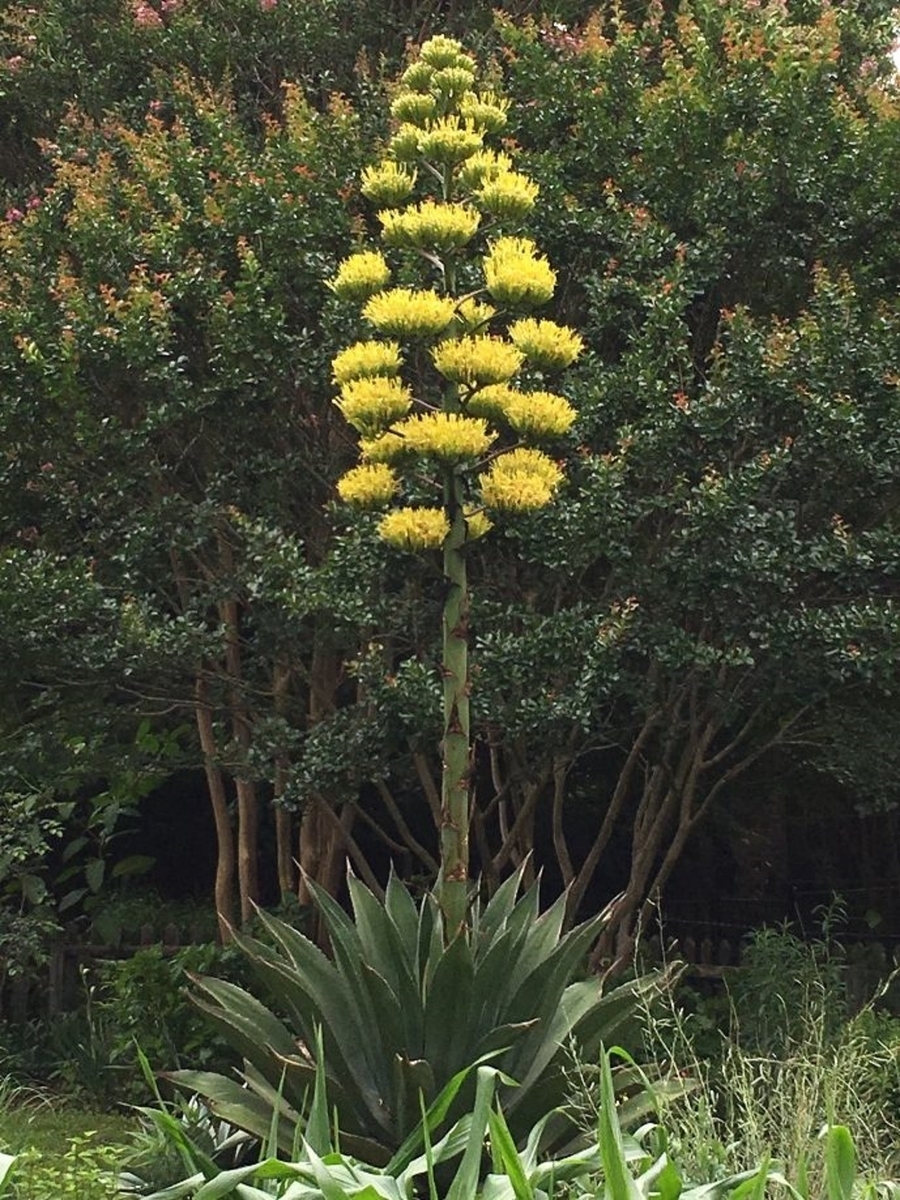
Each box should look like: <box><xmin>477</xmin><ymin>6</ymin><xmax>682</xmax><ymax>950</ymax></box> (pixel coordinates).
<box><xmin>219</xmin><ymin>530</ymin><xmax>258</xmax><ymax>926</ymax></box>
<box><xmin>273</xmin><ymin>662</ymin><xmax>295</xmax><ymax>899</ymax></box>
<box><xmin>194</xmin><ymin>672</ymin><xmax>237</xmax><ymax>940</ymax></box>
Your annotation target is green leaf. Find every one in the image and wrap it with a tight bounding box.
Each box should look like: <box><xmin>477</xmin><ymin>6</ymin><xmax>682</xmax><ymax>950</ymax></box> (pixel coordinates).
<box><xmin>487</xmin><ymin>1104</ymin><xmax>533</xmax><ymax>1200</ymax></box>
<box><xmin>824</xmin><ymin>1126</ymin><xmax>857</xmax><ymax>1200</ymax></box>
<box><xmin>84</xmin><ymin>856</ymin><xmax>105</xmax><ymax>893</ymax></box>
<box><xmin>597</xmin><ymin>1049</ymin><xmax>641</xmax><ymax>1200</ymax></box>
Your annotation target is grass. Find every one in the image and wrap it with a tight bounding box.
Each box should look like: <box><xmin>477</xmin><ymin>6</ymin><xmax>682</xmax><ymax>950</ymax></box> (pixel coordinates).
<box><xmin>0</xmin><ymin>1083</ymin><xmax>135</xmax><ymax>1199</ymax></box>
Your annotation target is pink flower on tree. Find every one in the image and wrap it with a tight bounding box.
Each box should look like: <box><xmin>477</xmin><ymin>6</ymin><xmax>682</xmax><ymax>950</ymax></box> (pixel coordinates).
<box><xmin>132</xmin><ymin>2</ymin><xmax>163</xmax><ymax>27</ymax></box>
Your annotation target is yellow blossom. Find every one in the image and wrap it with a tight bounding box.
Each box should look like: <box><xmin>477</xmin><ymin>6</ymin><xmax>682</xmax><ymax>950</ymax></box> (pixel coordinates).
<box><xmin>454</xmin><ymin>297</ymin><xmax>496</xmax><ymax>334</ymax></box>
<box><xmin>336</xmin><ymin>463</ymin><xmax>399</xmax><ymax>508</ymax></box>
<box><xmin>330</xmin><ymin>250</ymin><xmax>392</xmax><ymax>302</ymax></box>
<box><xmin>480</xmin><ymin>447</ymin><xmax>564</xmax><ymax>510</ymax></box>
<box><xmin>390</xmin><ymin>123</ymin><xmax>425</xmax><ymax>162</ymax></box>
<box><xmin>336</xmin><ymin>376</ymin><xmax>413</xmax><ymax>435</ymax></box>
<box><xmin>391</xmin><ymin>412</ymin><xmax>495</xmax><ymax>460</ymax></box>
<box><xmin>332</xmin><ymin>340</ymin><xmax>402</xmax><ymax>384</ymax></box>
<box><xmin>464</xmin><ymin>506</ymin><xmax>492</xmax><ymax>539</ymax></box>
<box><xmin>360</xmin><ymin>430</ymin><xmax>408</xmax><ymax>463</ymax></box>
<box><xmin>363</xmin><ymin>288</ymin><xmax>456</xmax><ymax>338</ymax></box>
<box><xmin>503</xmin><ymin>389</ymin><xmax>577</xmax><ymax>438</ymax></box>
<box><xmin>400</xmin><ymin>60</ymin><xmax>435</xmax><ymax>92</ymax></box>
<box><xmin>459</xmin><ymin>91</ymin><xmax>510</xmax><ymax>133</ymax></box>
<box><xmin>507</xmin><ymin>318</ymin><xmax>585</xmax><ymax>369</ymax></box>
<box><xmin>360</xmin><ymin>162</ymin><xmax>417</xmax><ymax>207</ymax></box>
<box><xmin>476</xmin><ymin>171</ymin><xmax>539</xmax><ymax>221</ymax></box>
<box><xmin>432</xmin><ymin>335</ymin><xmax>524</xmax><ymax>388</ymax></box>
<box><xmin>419</xmin><ymin>36</ymin><xmax>475</xmax><ymax>72</ymax></box>
<box><xmin>458</xmin><ymin>149</ymin><xmax>513</xmax><ymax>190</ymax></box>
<box><xmin>431</xmin><ymin>66</ymin><xmax>476</xmax><ymax>98</ymax></box>
<box><xmin>418</xmin><ymin>117</ymin><xmax>483</xmax><ymax>165</ymax></box>
<box><xmin>379</xmin><ymin>506</ymin><xmax>450</xmax><ymax>550</ymax></box>
<box><xmin>483</xmin><ymin>237</ymin><xmax>556</xmax><ymax>307</ymax></box>
<box><xmin>466</xmin><ymin>383</ymin><xmax>520</xmax><ymax>421</ymax></box>
<box><xmin>379</xmin><ymin>200</ymin><xmax>480</xmax><ymax>252</ymax></box>
<box><xmin>390</xmin><ymin>91</ymin><xmax>438</xmax><ymax>126</ymax></box>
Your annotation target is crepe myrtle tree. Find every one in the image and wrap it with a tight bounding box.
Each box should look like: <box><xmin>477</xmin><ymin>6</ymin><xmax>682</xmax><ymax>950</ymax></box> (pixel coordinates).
<box><xmin>328</xmin><ymin>35</ymin><xmax>583</xmax><ymax>934</ymax></box>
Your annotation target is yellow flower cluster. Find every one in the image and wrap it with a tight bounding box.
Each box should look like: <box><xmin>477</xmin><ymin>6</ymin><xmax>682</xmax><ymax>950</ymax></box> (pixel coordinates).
<box><xmin>431</xmin><ymin>67</ymin><xmax>476</xmax><ymax>99</ymax></box>
<box><xmin>476</xmin><ymin>172</ymin><xmax>539</xmax><ymax>221</ymax></box>
<box><xmin>363</xmin><ymin>288</ymin><xmax>456</xmax><ymax>338</ymax></box>
<box><xmin>432</xmin><ymin>335</ymin><xmax>524</xmax><ymax>387</ymax></box>
<box><xmin>360</xmin><ymin>162</ymin><xmax>417</xmax><ymax>207</ymax></box>
<box><xmin>483</xmin><ymin>238</ymin><xmax>556</xmax><ymax>308</ymax></box>
<box><xmin>379</xmin><ymin>200</ymin><xmax>480</xmax><ymax>252</ymax></box>
<box><xmin>464</xmin><ymin>507</ymin><xmax>492</xmax><ymax>539</ymax></box>
<box><xmin>417</xmin><ymin>117</ymin><xmax>484</xmax><ymax>165</ymax></box>
<box><xmin>392</xmin><ymin>412</ymin><xmax>495</xmax><ymax>461</ymax></box>
<box><xmin>389</xmin><ymin>91</ymin><xmax>438</xmax><ymax>126</ymax></box>
<box><xmin>458</xmin><ymin>150</ymin><xmax>513</xmax><ymax>189</ymax></box>
<box><xmin>480</xmin><ymin>448</ymin><xmax>564</xmax><ymax>511</ymax></box>
<box><xmin>359</xmin><ymin>430</ymin><xmax>407</xmax><ymax>463</ymax></box>
<box><xmin>459</xmin><ymin>91</ymin><xmax>510</xmax><ymax>133</ymax></box>
<box><xmin>508</xmin><ymin>318</ymin><xmax>585</xmax><ymax>370</ymax></box>
<box><xmin>331</xmin><ymin>340</ymin><xmax>402</xmax><ymax>384</ymax></box>
<box><xmin>453</xmin><ymin>298</ymin><xmax>496</xmax><ymax>334</ymax></box>
<box><xmin>466</xmin><ymin>383</ymin><xmax>519</xmax><ymax>421</ymax></box>
<box><xmin>379</xmin><ymin>506</ymin><xmax>450</xmax><ymax>550</ymax></box>
<box><xmin>336</xmin><ymin>376</ymin><xmax>413</xmax><ymax>435</ymax></box>
<box><xmin>503</xmin><ymin>389</ymin><xmax>577</xmax><ymax>438</ymax></box>
<box><xmin>419</xmin><ymin>35</ymin><xmax>476</xmax><ymax>72</ymax></box>
<box><xmin>336</xmin><ymin>463</ymin><xmax>399</xmax><ymax>508</ymax></box>
<box><xmin>331</xmin><ymin>251</ymin><xmax>392</xmax><ymax>303</ymax></box>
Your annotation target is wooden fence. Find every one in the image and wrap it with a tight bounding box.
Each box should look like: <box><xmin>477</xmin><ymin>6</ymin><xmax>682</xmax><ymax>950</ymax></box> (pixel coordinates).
<box><xmin>1</xmin><ymin>921</ymin><xmax>211</xmax><ymax>1023</ymax></box>
<box><xmin>2</xmin><ymin>923</ymin><xmax>898</xmax><ymax>1025</ymax></box>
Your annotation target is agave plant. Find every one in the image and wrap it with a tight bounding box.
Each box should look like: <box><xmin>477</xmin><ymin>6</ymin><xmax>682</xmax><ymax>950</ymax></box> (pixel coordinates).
<box><xmin>168</xmin><ymin>867</ymin><xmax>674</xmax><ymax>1163</ymax></box>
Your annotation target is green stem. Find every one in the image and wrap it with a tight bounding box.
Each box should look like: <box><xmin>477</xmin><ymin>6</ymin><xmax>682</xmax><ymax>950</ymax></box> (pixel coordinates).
<box><xmin>439</xmin><ymin>466</ymin><xmax>470</xmax><ymax>938</ymax></box>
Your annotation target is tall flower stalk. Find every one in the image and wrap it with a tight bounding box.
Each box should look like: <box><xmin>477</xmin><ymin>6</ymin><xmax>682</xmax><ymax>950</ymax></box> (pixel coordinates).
<box><xmin>330</xmin><ymin>35</ymin><xmax>583</xmax><ymax>935</ymax></box>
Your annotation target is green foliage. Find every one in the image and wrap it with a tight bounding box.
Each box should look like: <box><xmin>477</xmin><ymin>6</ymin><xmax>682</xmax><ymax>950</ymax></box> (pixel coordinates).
<box><xmin>96</xmin><ymin>942</ymin><xmax>243</xmax><ymax>1090</ymax></box>
<box><xmin>169</xmin><ymin>869</ymin><xmax>672</xmax><ymax>1161</ymax></box>
<box><xmin>10</xmin><ymin>1133</ymin><xmax>118</xmax><ymax>1200</ymax></box>
<box><xmin>626</xmin><ymin>923</ymin><xmax>900</xmax><ymax>1190</ymax></box>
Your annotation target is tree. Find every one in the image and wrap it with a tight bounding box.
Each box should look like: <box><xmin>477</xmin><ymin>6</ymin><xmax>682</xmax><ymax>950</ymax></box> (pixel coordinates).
<box><xmin>0</xmin><ymin>77</ymin><xmax>370</xmax><ymax>934</ymax></box>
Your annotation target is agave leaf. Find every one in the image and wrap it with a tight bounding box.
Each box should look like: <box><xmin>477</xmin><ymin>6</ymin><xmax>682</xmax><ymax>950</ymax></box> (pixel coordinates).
<box><xmin>144</xmin><ymin>1176</ymin><xmax>207</xmax><ymax>1200</ymax></box>
<box><xmin>475</xmin><ymin>1019</ymin><xmax>539</xmax><ymax>1060</ymax></box>
<box><xmin>186</xmin><ymin>975</ymin><xmax>299</xmax><ymax>1072</ymax></box>
<box><xmin>358</xmin><ymin>961</ymin><xmax>408</xmax><ymax>1091</ymax></box>
<box><xmin>386</xmin><ymin>1057</ymin><xmax>486</xmax><ymax>1175</ymax></box>
<box><xmin>475</xmin><ymin>861</ymin><xmax>532</xmax><ymax>942</ymax></box>
<box><xmin>306</xmin><ymin>1026</ymin><xmax>333</xmax><ymax>1155</ymax></box>
<box><xmin>423</xmin><ymin>932</ymin><xmax>475</xmax><ymax>1083</ymax></box>
<box><xmin>0</xmin><ymin>1154</ymin><xmax>15</xmax><ymax>1196</ymax></box>
<box><xmin>505</xmin><ymin>914</ymin><xmax>604</xmax><ymax>1032</ymax></box>
<box><xmin>391</xmin><ymin>1055</ymin><xmax>435</xmax><ymax>1146</ymax></box>
<box><xmin>163</xmin><ymin>1068</ymin><xmax>299</xmax><ymax>1156</ymax></box>
<box><xmin>384</xmin><ymin>868</ymin><xmax>420</xmax><ymax>949</ymax></box>
<box><xmin>502</xmin><ymin>889</ymin><xmax>569</xmax><ymax>1000</ymax></box>
<box><xmin>470</xmin><ymin>921</ymin><xmax>535</xmax><ymax>1035</ymax></box>
<box><xmin>347</xmin><ymin>873</ymin><xmax>418</xmax><ymax>999</ymax></box>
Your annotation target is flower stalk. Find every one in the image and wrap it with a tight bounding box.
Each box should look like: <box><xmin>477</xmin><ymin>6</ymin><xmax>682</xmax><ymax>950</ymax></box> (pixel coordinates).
<box><xmin>328</xmin><ymin>34</ymin><xmax>583</xmax><ymax>935</ymax></box>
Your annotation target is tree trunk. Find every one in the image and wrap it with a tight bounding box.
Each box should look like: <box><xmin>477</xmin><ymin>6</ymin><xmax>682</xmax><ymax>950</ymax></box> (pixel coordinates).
<box><xmin>194</xmin><ymin>672</ymin><xmax>237</xmax><ymax>940</ymax></box>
